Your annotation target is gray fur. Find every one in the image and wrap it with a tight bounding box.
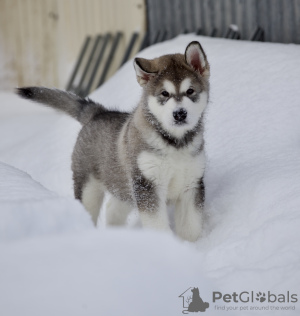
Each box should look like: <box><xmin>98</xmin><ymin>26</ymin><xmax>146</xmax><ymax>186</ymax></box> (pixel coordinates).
<box><xmin>16</xmin><ymin>41</ymin><xmax>210</xmax><ymax>241</ymax></box>
<box><xmin>16</xmin><ymin>87</ymin><xmax>111</xmax><ymax>125</ymax></box>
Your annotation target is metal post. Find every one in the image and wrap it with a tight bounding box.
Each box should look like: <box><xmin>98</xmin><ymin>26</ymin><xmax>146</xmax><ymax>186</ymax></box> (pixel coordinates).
<box><xmin>120</xmin><ymin>32</ymin><xmax>139</xmax><ymax>67</ymax></box>
<box><xmin>139</xmin><ymin>32</ymin><xmax>150</xmax><ymax>51</ymax></box>
<box><xmin>66</xmin><ymin>36</ymin><xmax>91</xmax><ymax>91</ymax></box>
<box><xmin>82</xmin><ymin>33</ymin><xmax>111</xmax><ymax>97</ymax></box>
<box><xmin>97</xmin><ymin>32</ymin><xmax>123</xmax><ymax>88</ymax></box>
<box><xmin>76</xmin><ymin>35</ymin><xmax>102</xmax><ymax>95</ymax></box>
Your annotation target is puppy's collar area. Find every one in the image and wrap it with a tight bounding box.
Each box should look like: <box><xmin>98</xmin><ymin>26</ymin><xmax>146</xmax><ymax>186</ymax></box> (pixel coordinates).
<box><xmin>144</xmin><ymin>109</ymin><xmax>203</xmax><ymax>148</ymax></box>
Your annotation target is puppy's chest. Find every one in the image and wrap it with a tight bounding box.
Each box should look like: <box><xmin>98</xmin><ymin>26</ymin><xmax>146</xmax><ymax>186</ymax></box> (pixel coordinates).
<box><xmin>137</xmin><ymin>149</ymin><xmax>205</xmax><ymax>199</ymax></box>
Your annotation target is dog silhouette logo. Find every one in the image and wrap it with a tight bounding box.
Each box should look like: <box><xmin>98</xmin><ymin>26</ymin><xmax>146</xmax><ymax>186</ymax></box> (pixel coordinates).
<box><xmin>179</xmin><ymin>287</ymin><xmax>209</xmax><ymax>313</ymax></box>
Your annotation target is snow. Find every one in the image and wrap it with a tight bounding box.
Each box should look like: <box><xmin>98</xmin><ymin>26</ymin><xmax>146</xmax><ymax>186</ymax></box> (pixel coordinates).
<box><xmin>1</xmin><ymin>34</ymin><xmax>300</xmax><ymax>315</ymax></box>
<box><xmin>229</xmin><ymin>24</ymin><xmax>239</xmax><ymax>32</ymax></box>
<box><xmin>0</xmin><ymin>92</ymin><xmax>81</xmax><ymax>196</ymax></box>
<box><xmin>0</xmin><ymin>162</ymin><xmax>92</xmax><ymax>242</ymax></box>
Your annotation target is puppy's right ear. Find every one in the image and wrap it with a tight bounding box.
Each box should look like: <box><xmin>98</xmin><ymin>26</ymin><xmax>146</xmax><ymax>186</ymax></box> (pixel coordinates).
<box><xmin>185</xmin><ymin>41</ymin><xmax>209</xmax><ymax>77</ymax></box>
<box><xmin>134</xmin><ymin>58</ymin><xmax>157</xmax><ymax>87</ymax></box>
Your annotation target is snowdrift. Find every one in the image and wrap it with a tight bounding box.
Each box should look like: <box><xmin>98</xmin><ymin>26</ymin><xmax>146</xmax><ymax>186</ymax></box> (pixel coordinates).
<box><xmin>0</xmin><ymin>34</ymin><xmax>300</xmax><ymax>316</ymax></box>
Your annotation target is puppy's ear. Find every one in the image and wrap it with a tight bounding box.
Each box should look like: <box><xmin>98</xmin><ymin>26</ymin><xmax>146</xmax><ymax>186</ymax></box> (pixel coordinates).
<box><xmin>185</xmin><ymin>41</ymin><xmax>209</xmax><ymax>76</ymax></box>
<box><xmin>134</xmin><ymin>58</ymin><xmax>157</xmax><ymax>87</ymax></box>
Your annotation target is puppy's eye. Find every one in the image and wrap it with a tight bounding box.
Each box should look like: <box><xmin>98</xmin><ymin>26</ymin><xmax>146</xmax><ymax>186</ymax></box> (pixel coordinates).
<box><xmin>186</xmin><ymin>88</ymin><xmax>194</xmax><ymax>95</ymax></box>
<box><xmin>161</xmin><ymin>91</ymin><xmax>170</xmax><ymax>97</ymax></box>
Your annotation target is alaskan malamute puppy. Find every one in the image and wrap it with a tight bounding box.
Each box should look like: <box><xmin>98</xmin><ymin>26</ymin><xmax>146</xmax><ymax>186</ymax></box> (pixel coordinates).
<box><xmin>17</xmin><ymin>41</ymin><xmax>210</xmax><ymax>242</ymax></box>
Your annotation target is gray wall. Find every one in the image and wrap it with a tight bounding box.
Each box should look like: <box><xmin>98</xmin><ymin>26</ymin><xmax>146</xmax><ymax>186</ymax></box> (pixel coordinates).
<box><xmin>146</xmin><ymin>0</ymin><xmax>300</xmax><ymax>44</ymax></box>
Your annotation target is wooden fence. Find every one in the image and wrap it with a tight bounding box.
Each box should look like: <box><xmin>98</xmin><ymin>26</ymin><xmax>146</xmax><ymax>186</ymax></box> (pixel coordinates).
<box><xmin>0</xmin><ymin>0</ymin><xmax>146</xmax><ymax>90</ymax></box>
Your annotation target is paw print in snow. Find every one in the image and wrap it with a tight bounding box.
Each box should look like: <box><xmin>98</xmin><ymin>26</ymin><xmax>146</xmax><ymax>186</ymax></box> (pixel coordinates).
<box><xmin>256</xmin><ymin>292</ymin><xmax>266</xmax><ymax>302</ymax></box>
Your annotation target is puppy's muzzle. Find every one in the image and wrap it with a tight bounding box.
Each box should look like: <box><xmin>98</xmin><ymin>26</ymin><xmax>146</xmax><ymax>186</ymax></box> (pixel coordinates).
<box><xmin>173</xmin><ymin>108</ymin><xmax>187</xmax><ymax>122</ymax></box>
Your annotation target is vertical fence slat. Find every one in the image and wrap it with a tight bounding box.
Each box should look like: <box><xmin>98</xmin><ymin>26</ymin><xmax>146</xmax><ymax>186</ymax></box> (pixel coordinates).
<box><xmin>199</xmin><ymin>0</ymin><xmax>206</xmax><ymax>35</ymax></box>
<box><xmin>294</xmin><ymin>0</ymin><xmax>300</xmax><ymax>43</ymax></box>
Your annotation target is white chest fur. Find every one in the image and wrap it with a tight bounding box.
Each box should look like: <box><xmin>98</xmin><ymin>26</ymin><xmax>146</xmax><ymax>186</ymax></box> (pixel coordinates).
<box><xmin>137</xmin><ymin>148</ymin><xmax>205</xmax><ymax>201</ymax></box>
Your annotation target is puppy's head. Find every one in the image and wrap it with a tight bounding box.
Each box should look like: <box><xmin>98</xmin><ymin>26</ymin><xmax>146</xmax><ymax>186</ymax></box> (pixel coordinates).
<box><xmin>134</xmin><ymin>41</ymin><xmax>210</xmax><ymax>138</ymax></box>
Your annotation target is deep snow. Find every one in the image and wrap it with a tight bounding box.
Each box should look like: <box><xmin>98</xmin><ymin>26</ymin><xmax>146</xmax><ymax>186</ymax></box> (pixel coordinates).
<box><xmin>0</xmin><ymin>34</ymin><xmax>300</xmax><ymax>316</ymax></box>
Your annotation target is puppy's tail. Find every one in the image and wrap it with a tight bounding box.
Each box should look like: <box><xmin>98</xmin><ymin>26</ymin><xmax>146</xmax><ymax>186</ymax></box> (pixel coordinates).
<box><xmin>16</xmin><ymin>87</ymin><xmax>107</xmax><ymax>125</ymax></box>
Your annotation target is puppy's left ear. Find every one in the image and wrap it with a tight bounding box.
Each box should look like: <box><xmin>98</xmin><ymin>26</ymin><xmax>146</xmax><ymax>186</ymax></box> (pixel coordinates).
<box><xmin>134</xmin><ymin>58</ymin><xmax>157</xmax><ymax>87</ymax></box>
<box><xmin>185</xmin><ymin>41</ymin><xmax>209</xmax><ymax>77</ymax></box>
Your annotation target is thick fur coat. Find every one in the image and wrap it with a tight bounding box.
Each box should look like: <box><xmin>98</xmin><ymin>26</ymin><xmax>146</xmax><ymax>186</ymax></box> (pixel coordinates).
<box><xmin>17</xmin><ymin>41</ymin><xmax>210</xmax><ymax>241</ymax></box>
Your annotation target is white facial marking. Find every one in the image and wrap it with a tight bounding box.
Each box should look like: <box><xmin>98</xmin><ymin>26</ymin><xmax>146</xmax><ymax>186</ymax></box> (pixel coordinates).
<box><xmin>179</xmin><ymin>78</ymin><xmax>192</xmax><ymax>93</ymax></box>
<box><xmin>148</xmin><ymin>89</ymin><xmax>208</xmax><ymax>139</ymax></box>
<box><xmin>163</xmin><ymin>80</ymin><xmax>176</xmax><ymax>94</ymax></box>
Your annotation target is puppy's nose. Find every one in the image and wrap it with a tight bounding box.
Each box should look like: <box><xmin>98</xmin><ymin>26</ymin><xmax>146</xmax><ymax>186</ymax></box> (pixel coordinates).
<box><xmin>173</xmin><ymin>108</ymin><xmax>187</xmax><ymax>122</ymax></box>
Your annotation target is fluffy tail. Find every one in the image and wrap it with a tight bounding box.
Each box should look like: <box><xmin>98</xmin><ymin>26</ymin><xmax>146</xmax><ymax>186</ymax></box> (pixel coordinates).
<box><xmin>16</xmin><ymin>87</ymin><xmax>107</xmax><ymax>125</ymax></box>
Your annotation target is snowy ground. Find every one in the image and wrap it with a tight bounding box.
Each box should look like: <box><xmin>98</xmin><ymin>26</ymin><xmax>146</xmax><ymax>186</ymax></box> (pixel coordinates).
<box><xmin>1</xmin><ymin>34</ymin><xmax>300</xmax><ymax>316</ymax></box>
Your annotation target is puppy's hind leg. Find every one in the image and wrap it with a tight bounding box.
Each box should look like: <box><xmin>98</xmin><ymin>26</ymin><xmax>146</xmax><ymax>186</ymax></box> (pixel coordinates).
<box><xmin>106</xmin><ymin>196</ymin><xmax>132</xmax><ymax>226</ymax></box>
<box><xmin>76</xmin><ymin>174</ymin><xmax>105</xmax><ymax>226</ymax></box>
